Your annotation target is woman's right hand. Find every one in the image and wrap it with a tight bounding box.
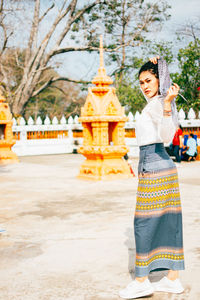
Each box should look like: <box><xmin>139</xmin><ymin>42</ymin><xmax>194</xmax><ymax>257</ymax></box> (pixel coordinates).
<box><xmin>149</xmin><ymin>56</ymin><xmax>160</xmax><ymax>64</ymax></box>
<box><xmin>165</xmin><ymin>83</ymin><xmax>180</xmax><ymax>103</ymax></box>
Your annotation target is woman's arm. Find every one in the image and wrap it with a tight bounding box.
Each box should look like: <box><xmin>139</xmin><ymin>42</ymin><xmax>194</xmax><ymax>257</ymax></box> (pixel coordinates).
<box><xmin>147</xmin><ymin>99</ymin><xmax>176</xmax><ymax>143</ymax></box>
<box><xmin>149</xmin><ymin>56</ymin><xmax>179</xmax><ymax>143</ymax></box>
<box><xmin>163</xmin><ymin>83</ymin><xmax>180</xmax><ymax>112</ymax></box>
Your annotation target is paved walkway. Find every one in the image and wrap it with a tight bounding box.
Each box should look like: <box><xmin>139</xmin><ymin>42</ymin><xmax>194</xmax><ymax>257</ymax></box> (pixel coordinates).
<box><xmin>0</xmin><ymin>154</ymin><xmax>200</xmax><ymax>300</ymax></box>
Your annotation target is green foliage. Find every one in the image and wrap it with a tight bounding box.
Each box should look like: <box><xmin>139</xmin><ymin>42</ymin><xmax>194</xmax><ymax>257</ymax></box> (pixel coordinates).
<box><xmin>171</xmin><ymin>39</ymin><xmax>200</xmax><ymax>112</ymax></box>
<box><xmin>24</xmin><ymin>81</ymin><xmax>85</xmax><ymax>121</ymax></box>
<box><xmin>143</xmin><ymin>40</ymin><xmax>174</xmax><ymax>64</ymax></box>
<box><xmin>99</xmin><ymin>0</ymin><xmax>171</xmax><ymax>78</ymax></box>
<box><xmin>115</xmin><ymin>76</ymin><xmax>146</xmax><ymax>114</ymax></box>
<box><xmin>116</xmin><ymin>38</ymin><xmax>200</xmax><ymax>116</ymax></box>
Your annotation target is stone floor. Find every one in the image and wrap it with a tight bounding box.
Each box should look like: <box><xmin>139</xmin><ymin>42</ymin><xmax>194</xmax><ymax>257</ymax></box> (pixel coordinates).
<box><xmin>0</xmin><ymin>154</ymin><xmax>200</xmax><ymax>300</ymax></box>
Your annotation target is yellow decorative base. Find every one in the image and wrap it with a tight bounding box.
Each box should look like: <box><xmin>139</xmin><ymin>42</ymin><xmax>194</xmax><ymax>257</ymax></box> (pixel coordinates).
<box><xmin>0</xmin><ymin>146</ymin><xmax>19</xmax><ymax>165</ymax></box>
<box><xmin>77</xmin><ymin>157</ymin><xmax>132</xmax><ymax>180</ymax></box>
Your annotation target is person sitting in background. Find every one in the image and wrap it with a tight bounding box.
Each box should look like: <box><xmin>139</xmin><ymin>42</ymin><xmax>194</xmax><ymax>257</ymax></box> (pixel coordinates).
<box><xmin>172</xmin><ymin>125</ymin><xmax>183</xmax><ymax>163</ymax></box>
<box><xmin>182</xmin><ymin>133</ymin><xmax>197</xmax><ymax>161</ymax></box>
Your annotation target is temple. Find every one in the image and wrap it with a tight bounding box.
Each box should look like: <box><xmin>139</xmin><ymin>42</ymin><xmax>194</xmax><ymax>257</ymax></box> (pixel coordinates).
<box><xmin>77</xmin><ymin>36</ymin><xmax>132</xmax><ymax>180</ymax></box>
<box><xmin>0</xmin><ymin>92</ymin><xmax>18</xmax><ymax>164</ymax></box>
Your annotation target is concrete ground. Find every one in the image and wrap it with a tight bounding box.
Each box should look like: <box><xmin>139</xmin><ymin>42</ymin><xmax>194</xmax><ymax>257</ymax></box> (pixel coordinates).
<box><xmin>0</xmin><ymin>154</ymin><xmax>200</xmax><ymax>300</ymax></box>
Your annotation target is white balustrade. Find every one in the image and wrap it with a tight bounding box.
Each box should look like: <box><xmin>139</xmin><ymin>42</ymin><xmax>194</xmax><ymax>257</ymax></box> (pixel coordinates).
<box><xmin>28</xmin><ymin>116</ymin><xmax>34</xmax><ymax>125</ymax></box>
<box><xmin>128</xmin><ymin>112</ymin><xmax>134</xmax><ymax>122</ymax></box>
<box><xmin>36</xmin><ymin>116</ymin><xmax>42</xmax><ymax>125</ymax></box>
<box><xmin>12</xmin><ymin>117</ymin><xmax>17</xmax><ymax>126</ymax></box>
<box><xmin>68</xmin><ymin>116</ymin><xmax>74</xmax><ymax>124</ymax></box>
<box><xmin>134</xmin><ymin>111</ymin><xmax>140</xmax><ymax>121</ymax></box>
<box><xmin>19</xmin><ymin>117</ymin><xmax>26</xmax><ymax>125</ymax></box>
<box><xmin>60</xmin><ymin>115</ymin><xmax>67</xmax><ymax>125</ymax></box>
<box><xmin>188</xmin><ymin>108</ymin><xmax>196</xmax><ymax>120</ymax></box>
<box><xmin>44</xmin><ymin>115</ymin><xmax>51</xmax><ymax>125</ymax></box>
<box><xmin>52</xmin><ymin>116</ymin><xmax>58</xmax><ymax>125</ymax></box>
<box><xmin>10</xmin><ymin>108</ymin><xmax>200</xmax><ymax>157</ymax></box>
<box><xmin>178</xmin><ymin>108</ymin><xmax>186</xmax><ymax>120</ymax></box>
<box><xmin>74</xmin><ymin>115</ymin><xmax>79</xmax><ymax>124</ymax></box>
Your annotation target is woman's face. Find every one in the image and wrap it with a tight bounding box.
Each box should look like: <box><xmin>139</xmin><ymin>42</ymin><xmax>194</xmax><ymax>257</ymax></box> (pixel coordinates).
<box><xmin>139</xmin><ymin>71</ymin><xmax>159</xmax><ymax>98</ymax></box>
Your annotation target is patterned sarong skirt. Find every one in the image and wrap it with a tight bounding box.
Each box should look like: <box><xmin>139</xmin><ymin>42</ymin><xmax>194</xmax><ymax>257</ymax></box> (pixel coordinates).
<box><xmin>134</xmin><ymin>143</ymin><xmax>185</xmax><ymax>277</ymax></box>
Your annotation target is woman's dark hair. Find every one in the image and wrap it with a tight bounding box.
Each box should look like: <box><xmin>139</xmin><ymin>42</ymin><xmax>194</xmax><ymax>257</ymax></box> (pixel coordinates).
<box><xmin>190</xmin><ymin>133</ymin><xmax>194</xmax><ymax>138</ymax></box>
<box><xmin>138</xmin><ymin>61</ymin><xmax>159</xmax><ymax>79</ymax></box>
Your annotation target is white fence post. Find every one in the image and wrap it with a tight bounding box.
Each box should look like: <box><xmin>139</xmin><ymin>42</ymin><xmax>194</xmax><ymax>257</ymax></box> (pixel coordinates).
<box><xmin>68</xmin><ymin>116</ymin><xmax>74</xmax><ymax>148</ymax></box>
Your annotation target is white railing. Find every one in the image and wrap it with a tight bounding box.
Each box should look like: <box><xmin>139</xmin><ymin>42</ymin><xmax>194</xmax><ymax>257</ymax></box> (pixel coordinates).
<box><xmin>12</xmin><ymin>115</ymin><xmax>80</xmax><ymax>156</ymax></box>
<box><xmin>11</xmin><ymin>108</ymin><xmax>200</xmax><ymax>157</ymax></box>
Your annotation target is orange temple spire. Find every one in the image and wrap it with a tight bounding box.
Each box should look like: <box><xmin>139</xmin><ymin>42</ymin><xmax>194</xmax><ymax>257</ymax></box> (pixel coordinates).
<box><xmin>77</xmin><ymin>36</ymin><xmax>132</xmax><ymax>180</ymax></box>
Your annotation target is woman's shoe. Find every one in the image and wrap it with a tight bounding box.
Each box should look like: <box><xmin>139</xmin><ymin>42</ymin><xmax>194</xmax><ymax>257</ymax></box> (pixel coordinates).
<box><xmin>119</xmin><ymin>278</ymin><xmax>154</xmax><ymax>299</ymax></box>
<box><xmin>152</xmin><ymin>276</ymin><xmax>184</xmax><ymax>294</ymax></box>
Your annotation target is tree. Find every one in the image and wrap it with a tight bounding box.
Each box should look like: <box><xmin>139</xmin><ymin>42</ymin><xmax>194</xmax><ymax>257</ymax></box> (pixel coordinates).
<box><xmin>0</xmin><ymin>47</ymin><xmax>85</xmax><ymax>119</ymax></box>
<box><xmin>24</xmin><ymin>80</ymin><xmax>85</xmax><ymax>121</ymax></box>
<box><xmin>116</xmin><ymin>76</ymin><xmax>146</xmax><ymax>114</ymax></box>
<box><xmin>0</xmin><ymin>0</ymin><xmax>172</xmax><ymax>116</ymax></box>
<box><xmin>101</xmin><ymin>0</ymin><xmax>171</xmax><ymax>81</ymax></box>
<box><xmin>176</xmin><ymin>20</ymin><xmax>200</xmax><ymax>44</ymax></box>
<box><xmin>0</xmin><ymin>0</ymin><xmax>23</xmax><ymax>95</ymax></box>
<box><xmin>0</xmin><ymin>0</ymin><xmax>104</xmax><ymax>115</ymax></box>
<box><xmin>171</xmin><ymin>38</ymin><xmax>200</xmax><ymax>112</ymax></box>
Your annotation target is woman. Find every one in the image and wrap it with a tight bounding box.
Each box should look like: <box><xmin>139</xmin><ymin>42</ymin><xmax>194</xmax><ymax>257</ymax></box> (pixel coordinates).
<box><xmin>119</xmin><ymin>56</ymin><xmax>185</xmax><ymax>299</ymax></box>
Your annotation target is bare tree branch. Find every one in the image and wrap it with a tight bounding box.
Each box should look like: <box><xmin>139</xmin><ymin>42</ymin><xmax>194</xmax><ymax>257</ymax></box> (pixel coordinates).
<box><xmin>25</xmin><ymin>0</ymin><xmax>40</xmax><ymax>65</ymax></box>
<box><xmin>46</xmin><ymin>0</ymin><xmax>100</xmax><ymax>62</ymax></box>
<box><xmin>14</xmin><ymin>0</ymin><xmax>100</xmax><ymax>110</ymax></box>
<box><xmin>32</xmin><ymin>76</ymin><xmax>90</xmax><ymax>97</ymax></box>
<box><xmin>0</xmin><ymin>0</ymin><xmax>3</xmax><ymax>14</ymax></box>
<box><xmin>0</xmin><ymin>22</ymin><xmax>13</xmax><ymax>57</ymax></box>
<box><xmin>49</xmin><ymin>34</ymin><xmax>143</xmax><ymax>59</ymax></box>
<box><xmin>49</xmin><ymin>46</ymin><xmax>99</xmax><ymax>57</ymax></box>
<box><xmin>0</xmin><ymin>63</ymin><xmax>12</xmax><ymax>103</ymax></box>
<box><xmin>48</xmin><ymin>84</ymin><xmax>84</xmax><ymax>103</ymax></box>
<box><xmin>39</xmin><ymin>3</ymin><xmax>55</xmax><ymax>23</ymax></box>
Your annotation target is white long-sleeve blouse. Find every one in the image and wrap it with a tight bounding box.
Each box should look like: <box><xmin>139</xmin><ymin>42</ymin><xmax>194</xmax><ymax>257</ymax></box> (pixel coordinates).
<box><xmin>135</xmin><ymin>97</ymin><xmax>176</xmax><ymax>146</ymax></box>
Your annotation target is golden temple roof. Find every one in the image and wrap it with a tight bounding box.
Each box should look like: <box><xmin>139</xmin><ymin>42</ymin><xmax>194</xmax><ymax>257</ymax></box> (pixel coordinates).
<box><xmin>92</xmin><ymin>35</ymin><xmax>113</xmax><ymax>87</ymax></box>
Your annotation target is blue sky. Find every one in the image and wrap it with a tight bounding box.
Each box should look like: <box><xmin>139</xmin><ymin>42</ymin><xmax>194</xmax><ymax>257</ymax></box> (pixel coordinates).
<box><xmin>57</xmin><ymin>0</ymin><xmax>200</xmax><ymax>80</ymax></box>
<box><xmin>9</xmin><ymin>0</ymin><xmax>200</xmax><ymax>80</ymax></box>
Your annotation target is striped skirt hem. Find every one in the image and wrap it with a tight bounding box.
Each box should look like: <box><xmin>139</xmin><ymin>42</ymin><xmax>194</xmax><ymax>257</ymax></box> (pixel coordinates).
<box><xmin>134</xmin><ymin>166</ymin><xmax>184</xmax><ymax>277</ymax></box>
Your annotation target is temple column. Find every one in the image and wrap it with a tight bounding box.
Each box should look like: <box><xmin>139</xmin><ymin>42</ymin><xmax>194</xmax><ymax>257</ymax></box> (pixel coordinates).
<box><xmin>113</xmin><ymin>122</ymin><xmax>125</xmax><ymax>145</ymax></box>
<box><xmin>100</xmin><ymin>122</ymin><xmax>108</xmax><ymax>146</ymax></box>
<box><xmin>82</xmin><ymin>123</ymin><xmax>93</xmax><ymax>146</ymax></box>
<box><xmin>92</xmin><ymin>122</ymin><xmax>101</xmax><ymax>145</ymax></box>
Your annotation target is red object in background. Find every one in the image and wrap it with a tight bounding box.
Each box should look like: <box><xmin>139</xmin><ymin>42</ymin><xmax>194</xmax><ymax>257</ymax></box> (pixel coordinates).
<box><xmin>128</xmin><ymin>163</ymin><xmax>135</xmax><ymax>177</ymax></box>
<box><xmin>197</xmin><ymin>87</ymin><xmax>200</xmax><ymax>91</ymax></box>
<box><xmin>173</xmin><ymin>128</ymin><xmax>183</xmax><ymax>146</ymax></box>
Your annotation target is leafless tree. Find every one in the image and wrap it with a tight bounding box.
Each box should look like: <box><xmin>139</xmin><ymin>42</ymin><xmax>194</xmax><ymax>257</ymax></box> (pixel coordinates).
<box><xmin>176</xmin><ymin>19</ymin><xmax>200</xmax><ymax>43</ymax></box>
<box><xmin>0</xmin><ymin>0</ymin><xmax>171</xmax><ymax>116</ymax></box>
<box><xmin>0</xmin><ymin>0</ymin><xmax>103</xmax><ymax>115</ymax></box>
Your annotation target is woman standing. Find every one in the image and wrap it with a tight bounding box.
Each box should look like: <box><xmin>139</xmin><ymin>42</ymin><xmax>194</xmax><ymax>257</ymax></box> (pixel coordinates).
<box><xmin>119</xmin><ymin>57</ymin><xmax>184</xmax><ymax>299</ymax></box>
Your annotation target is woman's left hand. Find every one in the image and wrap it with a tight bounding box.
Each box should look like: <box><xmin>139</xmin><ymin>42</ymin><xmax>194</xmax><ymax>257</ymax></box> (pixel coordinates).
<box><xmin>149</xmin><ymin>55</ymin><xmax>160</xmax><ymax>64</ymax></box>
<box><xmin>165</xmin><ymin>83</ymin><xmax>180</xmax><ymax>103</ymax></box>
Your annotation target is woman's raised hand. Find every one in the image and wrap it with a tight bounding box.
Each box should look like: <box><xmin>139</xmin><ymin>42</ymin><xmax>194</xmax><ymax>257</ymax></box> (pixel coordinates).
<box><xmin>165</xmin><ymin>83</ymin><xmax>180</xmax><ymax>103</ymax></box>
<box><xmin>149</xmin><ymin>56</ymin><xmax>160</xmax><ymax>64</ymax></box>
